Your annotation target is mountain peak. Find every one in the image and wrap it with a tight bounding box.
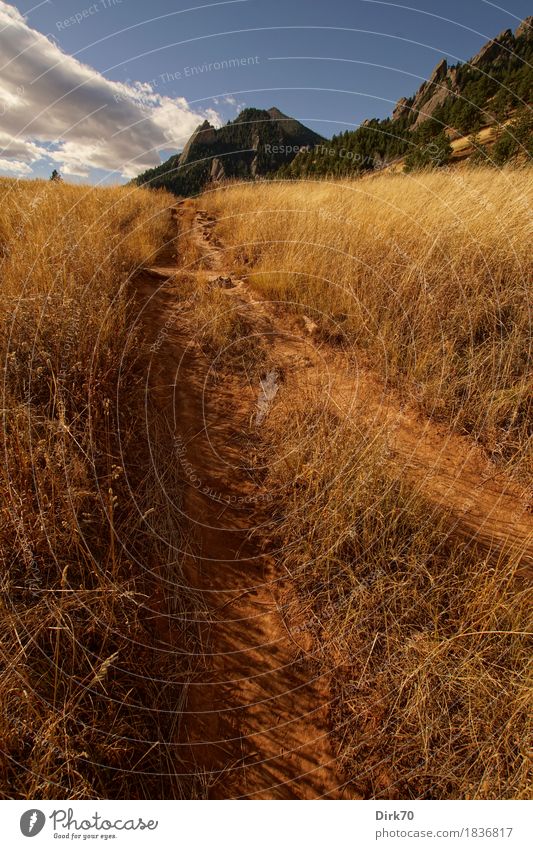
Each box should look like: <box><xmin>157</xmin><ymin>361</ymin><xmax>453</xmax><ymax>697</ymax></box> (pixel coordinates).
<box><xmin>429</xmin><ymin>58</ymin><xmax>448</xmax><ymax>83</ymax></box>
<box><xmin>179</xmin><ymin>120</ymin><xmax>217</xmax><ymax>165</ymax></box>
<box><xmin>267</xmin><ymin>107</ymin><xmax>288</xmax><ymax>120</ymax></box>
<box><xmin>136</xmin><ymin>107</ymin><xmax>325</xmax><ymax>196</ymax></box>
<box><xmin>471</xmin><ymin>27</ymin><xmax>514</xmax><ymax>66</ymax></box>
<box><xmin>515</xmin><ymin>16</ymin><xmax>532</xmax><ymax>39</ymax></box>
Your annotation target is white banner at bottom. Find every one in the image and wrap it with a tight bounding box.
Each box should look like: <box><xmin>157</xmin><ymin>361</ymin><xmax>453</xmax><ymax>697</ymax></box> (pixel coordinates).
<box><xmin>2</xmin><ymin>799</ymin><xmax>531</xmax><ymax>849</ymax></box>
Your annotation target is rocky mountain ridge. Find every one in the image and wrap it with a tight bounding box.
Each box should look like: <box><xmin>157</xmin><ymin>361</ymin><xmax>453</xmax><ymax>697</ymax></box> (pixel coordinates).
<box><xmin>393</xmin><ymin>17</ymin><xmax>532</xmax><ymax>129</ymax></box>
<box><xmin>135</xmin><ymin>17</ymin><xmax>532</xmax><ymax>192</ymax></box>
<box><xmin>135</xmin><ymin>107</ymin><xmax>324</xmax><ymax>196</ymax></box>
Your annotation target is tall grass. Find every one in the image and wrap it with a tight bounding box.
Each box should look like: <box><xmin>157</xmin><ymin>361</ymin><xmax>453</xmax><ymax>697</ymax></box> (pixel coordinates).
<box><xmin>262</xmin><ymin>390</ymin><xmax>532</xmax><ymax>799</ymax></box>
<box><xmin>0</xmin><ymin>178</ymin><xmax>192</xmax><ymax>798</ymax></box>
<box><xmin>3</xmin><ymin>170</ymin><xmax>529</xmax><ymax>800</ymax></box>
<box><xmin>203</xmin><ymin>170</ymin><xmax>532</xmax><ymax>472</ymax></box>
<box><xmin>196</xmin><ymin>170</ymin><xmax>532</xmax><ymax>797</ymax></box>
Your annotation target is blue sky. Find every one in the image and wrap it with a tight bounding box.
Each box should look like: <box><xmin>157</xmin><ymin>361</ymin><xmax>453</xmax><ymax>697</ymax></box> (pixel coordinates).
<box><xmin>0</xmin><ymin>0</ymin><xmax>531</xmax><ymax>182</ymax></box>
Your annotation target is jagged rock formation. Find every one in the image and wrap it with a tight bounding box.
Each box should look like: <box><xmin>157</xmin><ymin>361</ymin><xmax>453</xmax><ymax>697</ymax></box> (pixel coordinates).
<box><xmin>277</xmin><ymin>16</ymin><xmax>532</xmax><ymax>179</ymax></box>
<box><xmin>392</xmin><ymin>96</ymin><xmax>411</xmax><ymax>121</ymax></box>
<box><xmin>210</xmin><ymin>157</ymin><xmax>225</xmax><ymax>182</ymax></box>
<box><xmin>408</xmin><ymin>58</ymin><xmax>453</xmax><ymax>127</ymax></box>
<box><xmin>392</xmin><ymin>17</ymin><xmax>532</xmax><ymax>129</ymax></box>
<box><xmin>515</xmin><ymin>16</ymin><xmax>532</xmax><ymax>40</ymax></box>
<box><xmin>179</xmin><ymin>120</ymin><xmax>217</xmax><ymax>165</ymax></box>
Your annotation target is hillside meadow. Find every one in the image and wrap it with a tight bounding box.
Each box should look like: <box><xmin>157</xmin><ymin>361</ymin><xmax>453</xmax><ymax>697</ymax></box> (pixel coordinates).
<box><xmin>0</xmin><ymin>168</ymin><xmax>531</xmax><ymax>800</ymax></box>
<box><xmin>203</xmin><ymin>169</ymin><xmax>532</xmax><ymax>475</ymax></box>
<box><xmin>196</xmin><ymin>168</ymin><xmax>532</xmax><ymax>798</ymax></box>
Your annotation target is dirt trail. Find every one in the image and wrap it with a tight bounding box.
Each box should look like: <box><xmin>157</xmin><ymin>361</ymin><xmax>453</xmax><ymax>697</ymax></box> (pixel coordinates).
<box><xmin>137</xmin><ymin>200</ymin><xmax>532</xmax><ymax>800</ymax></box>
<box><xmin>138</xmin><ymin>203</ymin><xmax>352</xmax><ymax>799</ymax></box>
<box><xmin>176</xmin><ymin>202</ymin><xmax>533</xmax><ymax>573</ymax></box>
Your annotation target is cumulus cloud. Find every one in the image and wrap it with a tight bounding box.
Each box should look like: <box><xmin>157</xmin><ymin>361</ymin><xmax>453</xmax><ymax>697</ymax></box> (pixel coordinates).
<box><xmin>0</xmin><ymin>1</ymin><xmax>220</xmax><ymax>178</ymax></box>
<box><xmin>0</xmin><ymin>157</ymin><xmax>32</xmax><ymax>174</ymax></box>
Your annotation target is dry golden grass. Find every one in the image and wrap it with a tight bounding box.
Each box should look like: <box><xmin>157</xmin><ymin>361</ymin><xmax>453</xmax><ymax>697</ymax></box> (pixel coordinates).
<box><xmin>195</xmin><ymin>170</ymin><xmax>532</xmax><ymax>798</ymax></box>
<box><xmin>0</xmin><ymin>178</ymin><xmax>196</xmax><ymax>798</ymax></box>
<box><xmin>262</xmin><ymin>390</ymin><xmax>532</xmax><ymax>799</ymax></box>
<box><xmin>2</xmin><ymin>169</ymin><xmax>530</xmax><ymax>801</ymax></box>
<box><xmin>203</xmin><ymin>170</ymin><xmax>532</xmax><ymax>473</ymax></box>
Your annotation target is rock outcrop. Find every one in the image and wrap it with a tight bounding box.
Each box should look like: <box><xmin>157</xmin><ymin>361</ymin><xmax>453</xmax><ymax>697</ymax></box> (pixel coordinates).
<box><xmin>403</xmin><ymin>59</ymin><xmax>456</xmax><ymax>127</ymax></box>
<box><xmin>392</xmin><ymin>96</ymin><xmax>411</xmax><ymax>121</ymax></box>
<box><xmin>210</xmin><ymin>158</ymin><xmax>225</xmax><ymax>181</ymax></box>
<box><xmin>515</xmin><ymin>16</ymin><xmax>532</xmax><ymax>40</ymax></box>
<box><xmin>470</xmin><ymin>28</ymin><xmax>514</xmax><ymax>67</ymax></box>
<box><xmin>390</xmin><ymin>15</ymin><xmax>532</xmax><ymax>130</ymax></box>
<box><xmin>135</xmin><ymin>107</ymin><xmax>325</xmax><ymax>196</ymax></box>
<box><xmin>179</xmin><ymin>120</ymin><xmax>217</xmax><ymax>166</ymax></box>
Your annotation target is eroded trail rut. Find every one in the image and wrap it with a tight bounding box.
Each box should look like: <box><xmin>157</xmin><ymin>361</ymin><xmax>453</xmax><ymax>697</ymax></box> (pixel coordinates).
<box><xmin>138</xmin><ymin>204</ymin><xmax>349</xmax><ymax>799</ymax></box>
<box><xmin>136</xmin><ymin>201</ymin><xmax>532</xmax><ymax>800</ymax></box>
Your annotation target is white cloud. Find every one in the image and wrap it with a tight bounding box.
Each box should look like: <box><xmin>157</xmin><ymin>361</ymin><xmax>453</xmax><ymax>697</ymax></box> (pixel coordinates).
<box><xmin>219</xmin><ymin>94</ymin><xmax>245</xmax><ymax>111</ymax></box>
<box><xmin>0</xmin><ymin>157</ymin><xmax>32</xmax><ymax>174</ymax></box>
<box><xmin>0</xmin><ymin>130</ymin><xmax>42</xmax><ymax>162</ymax></box>
<box><xmin>0</xmin><ymin>1</ymin><xmax>221</xmax><ymax>178</ymax></box>
<box><xmin>0</xmin><ymin>0</ymin><xmax>23</xmax><ymax>23</ymax></box>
